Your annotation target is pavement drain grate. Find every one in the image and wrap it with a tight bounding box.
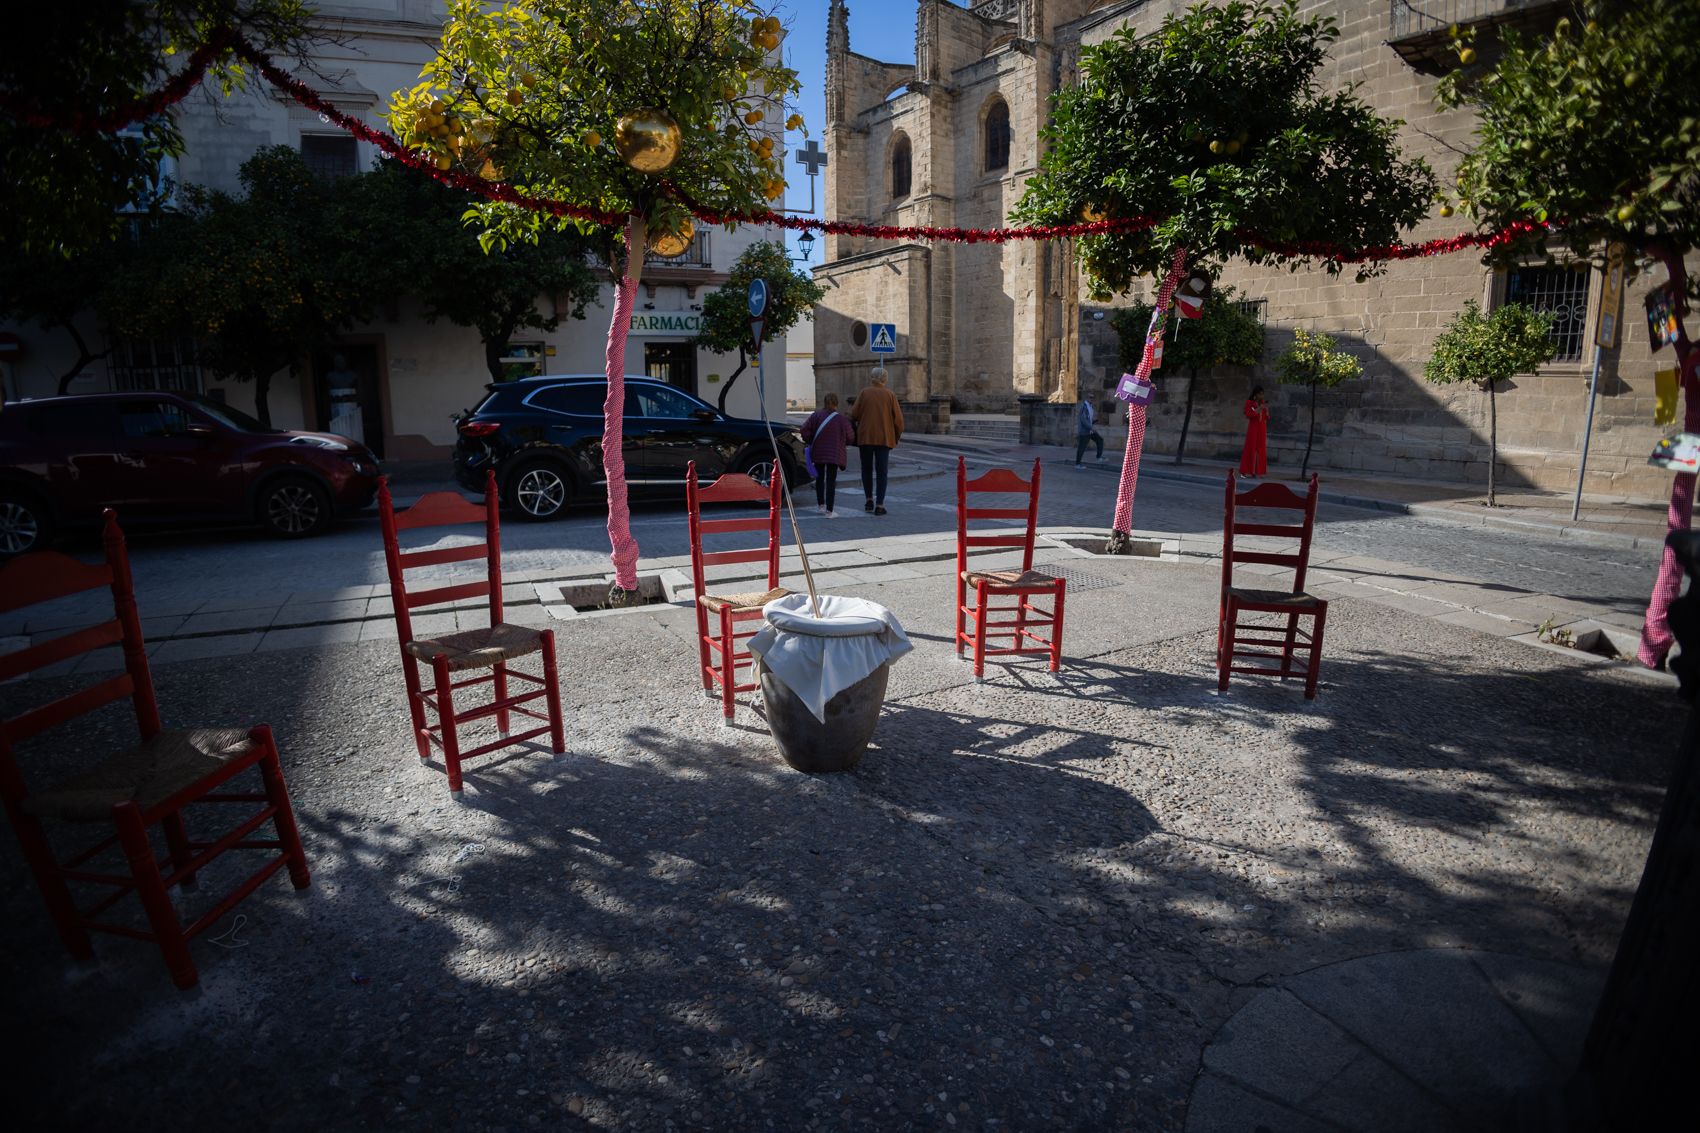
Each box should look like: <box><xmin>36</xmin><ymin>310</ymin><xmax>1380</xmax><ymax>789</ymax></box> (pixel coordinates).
<box><xmin>1042</xmin><ymin>565</ymin><xmax>1124</xmax><ymax>592</ymax></box>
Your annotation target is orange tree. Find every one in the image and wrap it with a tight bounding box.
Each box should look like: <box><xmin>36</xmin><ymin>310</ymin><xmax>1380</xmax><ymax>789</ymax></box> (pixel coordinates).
<box><xmin>694</xmin><ymin>240</ymin><xmax>823</xmax><ymax>416</ymax></box>
<box><xmin>103</xmin><ymin>147</ymin><xmax>378</xmax><ymax>427</ymax></box>
<box><xmin>1435</xmin><ymin>0</ymin><xmax>1700</xmax><ymax>667</ymax></box>
<box><xmin>389</xmin><ymin>0</ymin><xmax>801</xmax><ymax>601</ymax></box>
<box><xmin>1012</xmin><ymin>0</ymin><xmax>1435</xmax><ymax>547</ymax></box>
<box><xmin>0</xmin><ymin>0</ymin><xmax>318</xmax><ymax>258</ymax></box>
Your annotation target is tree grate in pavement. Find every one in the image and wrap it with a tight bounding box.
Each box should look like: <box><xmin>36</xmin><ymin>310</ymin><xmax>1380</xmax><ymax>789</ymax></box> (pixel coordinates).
<box><xmin>1041</xmin><ymin>565</ymin><xmax>1124</xmax><ymax>592</ymax></box>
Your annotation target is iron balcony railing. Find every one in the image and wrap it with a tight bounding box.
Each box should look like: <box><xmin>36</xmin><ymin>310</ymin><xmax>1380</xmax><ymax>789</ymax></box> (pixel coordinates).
<box><xmin>644</xmin><ymin>230</ymin><xmax>713</xmax><ymax>268</ymax></box>
<box><xmin>1389</xmin><ymin>0</ymin><xmax>1564</xmax><ymax>42</ymax></box>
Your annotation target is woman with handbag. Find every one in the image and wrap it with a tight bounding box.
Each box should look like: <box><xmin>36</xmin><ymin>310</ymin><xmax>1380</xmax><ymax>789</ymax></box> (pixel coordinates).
<box><xmin>800</xmin><ymin>392</ymin><xmax>854</xmax><ymax>517</ymax></box>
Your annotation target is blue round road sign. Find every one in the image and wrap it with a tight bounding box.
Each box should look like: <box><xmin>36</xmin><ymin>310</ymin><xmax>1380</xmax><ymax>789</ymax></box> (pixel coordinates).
<box><xmin>747</xmin><ymin>278</ymin><xmax>769</xmax><ymax>318</ymax></box>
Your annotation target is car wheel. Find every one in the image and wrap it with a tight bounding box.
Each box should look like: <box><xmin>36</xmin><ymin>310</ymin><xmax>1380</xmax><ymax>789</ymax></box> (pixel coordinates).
<box><xmin>733</xmin><ymin>452</ymin><xmax>779</xmax><ymax>487</ymax></box>
<box><xmin>259</xmin><ymin>477</ymin><xmax>332</xmax><ymax>538</ymax></box>
<box><xmin>0</xmin><ymin>492</ymin><xmax>50</xmax><ymax>556</ymax></box>
<box><xmin>506</xmin><ymin>460</ymin><xmax>573</xmax><ymax>521</ymax></box>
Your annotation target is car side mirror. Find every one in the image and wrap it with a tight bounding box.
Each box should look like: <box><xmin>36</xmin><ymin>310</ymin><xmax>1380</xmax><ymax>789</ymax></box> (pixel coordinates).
<box><xmin>691</xmin><ymin>408</ymin><xmax>718</xmax><ymax>423</ymax></box>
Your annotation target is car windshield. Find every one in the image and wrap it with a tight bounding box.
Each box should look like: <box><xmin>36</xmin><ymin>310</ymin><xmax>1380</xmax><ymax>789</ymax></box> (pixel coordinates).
<box><xmin>185</xmin><ymin>394</ymin><xmax>270</xmax><ymax>432</ymax></box>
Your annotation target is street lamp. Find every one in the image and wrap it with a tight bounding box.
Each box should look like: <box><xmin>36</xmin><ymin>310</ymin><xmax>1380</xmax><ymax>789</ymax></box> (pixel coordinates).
<box><xmin>794</xmin><ymin>229</ymin><xmax>816</xmax><ymax>265</ymax></box>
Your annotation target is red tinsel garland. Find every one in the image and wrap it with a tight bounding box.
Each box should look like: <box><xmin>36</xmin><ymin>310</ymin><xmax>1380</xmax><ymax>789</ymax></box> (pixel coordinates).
<box><xmin>6</xmin><ymin>29</ymin><xmax>1564</xmax><ymax>261</ymax></box>
<box><xmin>0</xmin><ymin>27</ymin><xmax>236</xmax><ymax>133</ymax></box>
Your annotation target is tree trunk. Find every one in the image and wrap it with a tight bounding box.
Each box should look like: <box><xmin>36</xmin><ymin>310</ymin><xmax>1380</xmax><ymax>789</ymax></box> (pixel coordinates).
<box><xmin>53</xmin><ymin>318</ymin><xmax>109</xmax><ymax>395</ymax></box>
<box><xmin>484</xmin><ymin>337</ymin><xmax>505</xmax><ymax>383</ymax></box>
<box><xmin>716</xmin><ymin>346</ymin><xmax>750</xmax><ymax>415</ymax></box>
<box><xmin>1113</xmin><ymin>246</ymin><xmax>1187</xmax><ymax>537</ymax></box>
<box><xmin>1174</xmin><ymin>366</ymin><xmax>1197</xmax><ymax>464</ymax></box>
<box><xmin>602</xmin><ymin>215</ymin><xmax>646</xmax><ymax>604</ymax></box>
<box><xmin>1487</xmin><ymin>379</ymin><xmax>1498</xmax><ymax>507</ymax></box>
<box><xmin>1302</xmin><ymin>380</ymin><xmax>1318</xmax><ymax>478</ymax></box>
<box><xmin>254</xmin><ymin>369</ymin><xmax>273</xmax><ymax>429</ymax></box>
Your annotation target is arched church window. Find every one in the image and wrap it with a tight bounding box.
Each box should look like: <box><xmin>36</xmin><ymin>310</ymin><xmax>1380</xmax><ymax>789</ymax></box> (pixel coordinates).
<box><xmin>984</xmin><ymin>99</ymin><xmax>1010</xmax><ymax>173</ymax></box>
<box><xmin>891</xmin><ymin>134</ymin><xmax>912</xmax><ymax>198</ymax></box>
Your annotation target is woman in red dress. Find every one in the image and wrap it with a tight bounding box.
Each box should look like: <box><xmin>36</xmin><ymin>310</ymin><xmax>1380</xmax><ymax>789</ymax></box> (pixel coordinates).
<box><xmin>1239</xmin><ymin>386</ymin><xmax>1269</xmax><ymax>477</ymax></box>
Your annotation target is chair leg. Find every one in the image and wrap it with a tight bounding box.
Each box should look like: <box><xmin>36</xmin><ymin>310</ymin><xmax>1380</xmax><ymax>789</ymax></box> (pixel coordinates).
<box><xmin>6</xmin><ymin>803</ymin><xmax>94</xmax><ymax>962</ymax></box>
<box><xmin>253</xmin><ymin>727</ymin><xmax>311</xmax><ymax>890</ymax></box>
<box><xmin>541</xmin><ymin>629</ymin><xmax>566</xmax><ymax>755</ymax></box>
<box><xmin>954</xmin><ymin>576</ymin><xmax>966</xmax><ymax>658</ymax></box>
<box><xmin>1049</xmin><ymin>583</ymin><xmax>1066</xmax><ymax>673</ymax></box>
<box><xmin>695</xmin><ymin>602</ymin><xmax>714</xmax><ymax>692</ymax></box>
<box><xmin>433</xmin><ymin>656</ymin><xmax>463</xmax><ymax>793</ymax></box>
<box><xmin>113</xmin><ymin>802</ymin><xmax>197</xmax><ymax>990</ymax></box>
<box><xmin>1281</xmin><ymin>611</ymin><xmax>1300</xmax><ymax>678</ymax></box>
<box><xmin>1217</xmin><ymin>602</ymin><xmax>1236</xmax><ymax>692</ymax></box>
<box><xmin>973</xmin><ymin>580</ymin><xmax>989</xmax><ymax>682</ymax></box>
<box><xmin>493</xmin><ymin>662</ymin><xmax>511</xmax><ymax>736</ymax></box>
<box><xmin>1015</xmin><ymin>586</ymin><xmax>1030</xmax><ymax>654</ymax></box>
<box><xmin>719</xmin><ymin>607</ymin><xmax>737</xmax><ymax>722</ymax></box>
<box><xmin>162</xmin><ymin>811</ymin><xmax>198</xmax><ymax>889</ymax></box>
<box><xmin>400</xmin><ymin>654</ymin><xmax>430</xmax><ymax>761</ymax></box>
<box><xmin>1305</xmin><ymin>603</ymin><xmax>1328</xmax><ymax>700</ymax></box>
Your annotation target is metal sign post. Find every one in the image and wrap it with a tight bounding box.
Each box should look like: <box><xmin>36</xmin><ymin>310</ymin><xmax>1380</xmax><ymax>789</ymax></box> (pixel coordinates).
<box><xmin>1573</xmin><ymin>245</ymin><xmax>1626</xmax><ymax>521</ymax></box>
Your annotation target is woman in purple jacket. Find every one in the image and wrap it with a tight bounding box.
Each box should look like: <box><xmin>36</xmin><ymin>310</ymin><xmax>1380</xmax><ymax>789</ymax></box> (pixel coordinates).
<box><xmin>800</xmin><ymin>392</ymin><xmax>855</xmax><ymax>517</ymax></box>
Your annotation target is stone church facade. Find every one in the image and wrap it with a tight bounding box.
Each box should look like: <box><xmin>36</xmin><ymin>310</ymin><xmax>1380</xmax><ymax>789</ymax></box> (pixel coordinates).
<box><xmin>816</xmin><ymin>0</ymin><xmax>1695</xmax><ymax>501</ymax></box>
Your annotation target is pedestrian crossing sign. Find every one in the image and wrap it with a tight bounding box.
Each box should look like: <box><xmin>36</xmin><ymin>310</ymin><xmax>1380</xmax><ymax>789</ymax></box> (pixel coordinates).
<box><xmin>870</xmin><ymin>323</ymin><xmax>897</xmax><ymax>353</ymax></box>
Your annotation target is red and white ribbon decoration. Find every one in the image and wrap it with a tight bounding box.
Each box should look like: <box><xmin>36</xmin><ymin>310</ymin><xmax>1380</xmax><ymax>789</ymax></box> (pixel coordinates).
<box><xmin>1112</xmin><ymin>247</ymin><xmax>1188</xmax><ymax>536</ymax></box>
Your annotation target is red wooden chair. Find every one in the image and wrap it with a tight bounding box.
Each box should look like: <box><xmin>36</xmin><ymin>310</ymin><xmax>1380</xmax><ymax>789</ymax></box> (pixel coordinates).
<box><xmin>686</xmin><ymin>460</ymin><xmax>790</xmax><ymax>723</ymax></box>
<box><xmin>377</xmin><ymin>470</ymin><xmax>565</xmax><ymax>794</ymax></box>
<box><xmin>0</xmin><ymin>511</ymin><xmax>310</xmax><ymax>990</ymax></box>
<box><xmin>955</xmin><ymin>456</ymin><xmax>1067</xmax><ymax>681</ymax></box>
<box><xmin>1217</xmin><ymin>471</ymin><xmax>1329</xmax><ymax>699</ymax></box>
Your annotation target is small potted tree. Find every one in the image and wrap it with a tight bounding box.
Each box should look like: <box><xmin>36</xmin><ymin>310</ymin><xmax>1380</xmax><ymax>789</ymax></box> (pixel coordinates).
<box><xmin>1423</xmin><ymin>300</ymin><xmax>1556</xmax><ymax>506</ymax></box>
<box><xmin>1274</xmin><ymin>328</ymin><xmax>1363</xmax><ymax>478</ymax></box>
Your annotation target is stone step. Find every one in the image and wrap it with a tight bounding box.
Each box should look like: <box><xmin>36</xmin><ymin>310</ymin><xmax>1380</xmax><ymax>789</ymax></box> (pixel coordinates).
<box><xmin>949</xmin><ymin>420</ymin><xmax>1021</xmax><ymax>440</ymax></box>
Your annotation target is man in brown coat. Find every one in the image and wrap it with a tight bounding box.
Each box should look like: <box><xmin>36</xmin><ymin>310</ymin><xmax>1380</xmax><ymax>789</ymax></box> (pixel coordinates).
<box><xmin>850</xmin><ymin>365</ymin><xmax>904</xmax><ymax>515</ymax></box>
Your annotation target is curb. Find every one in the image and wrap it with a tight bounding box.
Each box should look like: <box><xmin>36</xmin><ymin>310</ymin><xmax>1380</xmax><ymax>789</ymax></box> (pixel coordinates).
<box><xmin>904</xmin><ymin>436</ymin><xmax>1658</xmax><ymax>552</ymax></box>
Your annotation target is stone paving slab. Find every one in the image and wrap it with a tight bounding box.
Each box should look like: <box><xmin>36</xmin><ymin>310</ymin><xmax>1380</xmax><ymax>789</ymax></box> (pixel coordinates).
<box><xmin>0</xmin><ymin>555</ymin><xmax>1678</xmax><ymax>1130</ymax></box>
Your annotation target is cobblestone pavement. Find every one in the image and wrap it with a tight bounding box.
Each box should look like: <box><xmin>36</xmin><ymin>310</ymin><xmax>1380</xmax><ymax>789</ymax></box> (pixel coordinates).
<box><xmin>2</xmin><ymin>550</ymin><xmax>1678</xmax><ymax>1130</ymax></box>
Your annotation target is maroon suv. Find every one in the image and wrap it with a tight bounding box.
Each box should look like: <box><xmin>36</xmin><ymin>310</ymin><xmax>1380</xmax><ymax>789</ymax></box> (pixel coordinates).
<box><xmin>0</xmin><ymin>391</ymin><xmax>380</xmax><ymax>555</ymax></box>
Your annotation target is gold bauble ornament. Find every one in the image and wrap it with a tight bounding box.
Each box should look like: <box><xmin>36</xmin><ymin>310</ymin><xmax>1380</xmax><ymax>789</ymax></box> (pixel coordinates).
<box><xmin>614</xmin><ymin>108</ymin><xmax>682</xmax><ymax>174</ymax></box>
<box><xmin>649</xmin><ymin>217</ymin><xmax>695</xmax><ymax>258</ymax></box>
<box><xmin>1081</xmin><ymin>203</ymin><xmax>1107</xmax><ymax>224</ymax></box>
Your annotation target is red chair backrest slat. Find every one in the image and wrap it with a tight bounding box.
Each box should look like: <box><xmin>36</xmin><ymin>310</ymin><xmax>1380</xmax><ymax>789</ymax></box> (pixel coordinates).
<box><xmin>0</xmin><ymin>512</ymin><xmax>163</xmax><ymax>803</ymax></box>
<box><xmin>378</xmin><ymin>472</ymin><xmax>504</xmax><ymax>641</ymax></box>
<box><xmin>957</xmin><ymin>456</ymin><xmax>1042</xmax><ymax>579</ymax></box>
<box><xmin>0</xmin><ymin>552</ymin><xmax>113</xmax><ymax>613</ymax></box>
<box><xmin>0</xmin><ymin>622</ymin><xmax>124</xmax><ymax>684</ymax></box>
<box><xmin>1221</xmin><ymin>471</ymin><xmax>1320</xmax><ymax>597</ymax></box>
<box><xmin>687</xmin><ymin>463</ymin><xmax>782</xmax><ymax>600</ymax></box>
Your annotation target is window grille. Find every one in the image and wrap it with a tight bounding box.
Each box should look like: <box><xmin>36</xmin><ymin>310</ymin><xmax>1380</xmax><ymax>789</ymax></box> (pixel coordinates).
<box><xmin>107</xmin><ymin>337</ymin><xmax>204</xmax><ymax>393</ymax></box>
<box><xmin>1233</xmin><ymin>298</ymin><xmax>1268</xmax><ymax>324</ymax></box>
<box><xmin>301</xmin><ymin>134</ymin><xmax>358</xmax><ymax>180</ymax></box>
<box><xmin>1504</xmin><ymin>264</ymin><xmax>1591</xmax><ymax>363</ymax></box>
<box><xmin>891</xmin><ymin>136</ymin><xmax>912</xmax><ymax>198</ymax></box>
<box><xmin>984</xmin><ymin>101</ymin><xmax>1010</xmax><ymax>172</ymax></box>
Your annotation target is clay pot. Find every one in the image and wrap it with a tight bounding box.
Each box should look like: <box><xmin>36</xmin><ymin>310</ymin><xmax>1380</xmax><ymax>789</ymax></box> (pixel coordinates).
<box><xmin>759</xmin><ymin>660</ymin><xmax>890</xmax><ymax>773</ymax></box>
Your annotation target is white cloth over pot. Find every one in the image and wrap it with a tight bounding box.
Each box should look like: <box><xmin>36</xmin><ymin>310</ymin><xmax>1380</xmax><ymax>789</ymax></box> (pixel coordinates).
<box><xmin>748</xmin><ymin>593</ymin><xmax>913</xmax><ymax>723</ymax></box>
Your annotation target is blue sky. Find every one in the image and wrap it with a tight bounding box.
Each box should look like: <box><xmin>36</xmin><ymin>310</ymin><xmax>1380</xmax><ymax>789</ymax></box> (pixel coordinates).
<box><xmin>776</xmin><ymin>1</ymin><xmax>920</xmax><ymax>256</ymax></box>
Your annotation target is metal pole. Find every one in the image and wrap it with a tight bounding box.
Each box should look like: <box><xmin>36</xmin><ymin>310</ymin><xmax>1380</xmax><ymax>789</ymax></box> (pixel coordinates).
<box><xmin>1572</xmin><ymin>344</ymin><xmax>1603</xmax><ymax>522</ymax></box>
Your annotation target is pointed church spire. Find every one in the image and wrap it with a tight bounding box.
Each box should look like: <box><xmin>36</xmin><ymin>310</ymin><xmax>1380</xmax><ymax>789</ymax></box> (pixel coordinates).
<box><xmin>826</xmin><ymin>0</ymin><xmax>850</xmax><ymax>125</ymax></box>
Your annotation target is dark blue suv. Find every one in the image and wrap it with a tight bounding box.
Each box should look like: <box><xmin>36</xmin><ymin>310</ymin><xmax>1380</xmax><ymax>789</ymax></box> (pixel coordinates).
<box><xmin>453</xmin><ymin>375</ymin><xmax>808</xmax><ymax>521</ymax></box>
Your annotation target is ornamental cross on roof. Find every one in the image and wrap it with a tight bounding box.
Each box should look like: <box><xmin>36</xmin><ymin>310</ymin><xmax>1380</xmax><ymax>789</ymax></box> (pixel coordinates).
<box><xmin>794</xmin><ymin>138</ymin><xmax>829</xmax><ymax>177</ymax></box>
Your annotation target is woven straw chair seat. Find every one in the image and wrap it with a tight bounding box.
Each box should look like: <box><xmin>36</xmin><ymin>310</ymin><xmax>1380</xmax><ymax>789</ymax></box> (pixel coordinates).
<box><xmin>1227</xmin><ymin>587</ymin><xmax>1324</xmax><ymax>609</ymax></box>
<box><xmin>22</xmin><ymin>728</ymin><xmax>255</xmax><ymax>823</ymax></box>
<box><xmin>698</xmin><ymin>586</ymin><xmax>791</xmax><ymax>613</ymax></box>
<box><xmin>404</xmin><ymin>622</ymin><xmax>547</xmax><ymax>672</ymax></box>
<box><xmin>961</xmin><ymin>569</ymin><xmax>1060</xmax><ymax>589</ymax></box>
